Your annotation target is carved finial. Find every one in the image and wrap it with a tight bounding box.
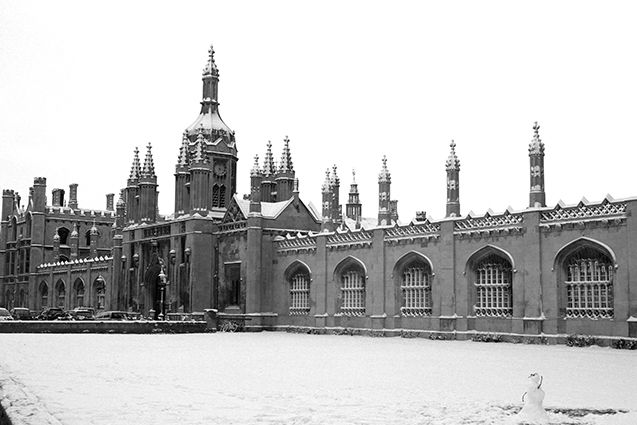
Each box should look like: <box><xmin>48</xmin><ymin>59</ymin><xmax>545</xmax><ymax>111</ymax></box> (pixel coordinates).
<box><xmin>129</xmin><ymin>147</ymin><xmax>141</xmax><ymax>180</ymax></box>
<box><xmin>141</xmin><ymin>142</ymin><xmax>156</xmax><ymax>178</ymax></box>
<box><xmin>352</xmin><ymin>169</ymin><xmax>356</xmax><ymax>184</ymax></box>
<box><xmin>202</xmin><ymin>44</ymin><xmax>219</xmax><ymax>76</ymax></box>
<box><xmin>529</xmin><ymin>121</ymin><xmax>545</xmax><ymax>155</ymax></box>
<box><xmin>379</xmin><ymin>155</ymin><xmax>391</xmax><ymax>182</ymax></box>
<box><xmin>177</xmin><ymin>132</ymin><xmax>190</xmax><ymax>168</ymax></box>
<box><xmin>70</xmin><ymin>223</ymin><xmax>79</xmax><ymax>238</ymax></box>
<box><xmin>53</xmin><ymin>229</ymin><xmax>60</xmax><ymax>242</ymax></box>
<box><xmin>192</xmin><ymin>133</ymin><xmax>207</xmax><ymax>164</ymax></box>
<box><xmin>445</xmin><ymin>139</ymin><xmax>460</xmax><ymax>171</ymax></box>
<box><xmin>250</xmin><ymin>154</ymin><xmax>262</xmax><ymax>177</ymax></box>
<box><xmin>90</xmin><ymin>219</ymin><xmax>98</xmax><ymax>235</ymax></box>
<box><xmin>279</xmin><ymin>136</ymin><xmax>294</xmax><ymax>173</ymax></box>
<box><xmin>262</xmin><ymin>141</ymin><xmax>275</xmax><ymax>177</ymax></box>
<box><xmin>331</xmin><ymin>165</ymin><xmax>340</xmax><ymax>186</ymax></box>
<box><xmin>322</xmin><ymin>168</ymin><xmax>331</xmax><ymax>192</ymax></box>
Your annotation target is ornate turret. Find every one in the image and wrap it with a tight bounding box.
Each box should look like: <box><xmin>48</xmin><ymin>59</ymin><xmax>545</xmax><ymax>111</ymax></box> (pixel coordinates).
<box><xmin>180</xmin><ymin>44</ymin><xmax>238</xmax><ymax>215</ymax></box>
<box><xmin>346</xmin><ymin>170</ymin><xmax>362</xmax><ymax>221</ymax></box>
<box><xmin>529</xmin><ymin>121</ymin><xmax>546</xmax><ymax>208</ymax></box>
<box><xmin>189</xmin><ymin>129</ymin><xmax>212</xmax><ymax>214</ymax></box>
<box><xmin>378</xmin><ymin>156</ymin><xmax>392</xmax><ymax>225</ymax></box>
<box><xmin>250</xmin><ymin>155</ymin><xmax>263</xmax><ymax>213</ymax></box>
<box><xmin>70</xmin><ymin>223</ymin><xmax>79</xmax><ymax>259</ymax></box>
<box><xmin>446</xmin><ymin>140</ymin><xmax>461</xmax><ymax>217</ymax></box>
<box><xmin>125</xmin><ymin>147</ymin><xmax>141</xmax><ymax>223</ymax></box>
<box><xmin>261</xmin><ymin>141</ymin><xmax>276</xmax><ymax>202</ymax></box>
<box><xmin>89</xmin><ymin>220</ymin><xmax>99</xmax><ymax>257</ymax></box>
<box><xmin>330</xmin><ymin>165</ymin><xmax>342</xmax><ymax>226</ymax></box>
<box><xmin>276</xmin><ymin>136</ymin><xmax>296</xmax><ymax>200</ymax></box>
<box><xmin>139</xmin><ymin>142</ymin><xmax>158</xmax><ymax>223</ymax></box>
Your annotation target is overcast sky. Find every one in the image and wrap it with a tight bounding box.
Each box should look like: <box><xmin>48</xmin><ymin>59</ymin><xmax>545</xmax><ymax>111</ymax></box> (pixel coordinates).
<box><xmin>1</xmin><ymin>1</ymin><xmax>637</xmax><ymax>222</ymax></box>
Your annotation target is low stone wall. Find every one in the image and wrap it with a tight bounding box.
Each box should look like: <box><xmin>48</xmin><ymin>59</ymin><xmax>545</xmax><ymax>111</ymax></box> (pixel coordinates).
<box><xmin>0</xmin><ymin>320</ymin><xmax>207</xmax><ymax>334</ymax></box>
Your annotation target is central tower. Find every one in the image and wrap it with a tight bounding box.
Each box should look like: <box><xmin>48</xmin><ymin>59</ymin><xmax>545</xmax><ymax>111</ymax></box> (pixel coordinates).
<box><xmin>175</xmin><ymin>45</ymin><xmax>238</xmax><ymax>215</ymax></box>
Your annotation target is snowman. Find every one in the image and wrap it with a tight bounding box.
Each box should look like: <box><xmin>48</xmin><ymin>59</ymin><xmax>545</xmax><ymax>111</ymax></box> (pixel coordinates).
<box><xmin>517</xmin><ymin>373</ymin><xmax>549</xmax><ymax>424</ymax></box>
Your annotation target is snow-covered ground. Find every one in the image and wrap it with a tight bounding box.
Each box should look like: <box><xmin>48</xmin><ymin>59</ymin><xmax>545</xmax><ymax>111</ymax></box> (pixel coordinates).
<box><xmin>1</xmin><ymin>332</ymin><xmax>636</xmax><ymax>425</ymax></box>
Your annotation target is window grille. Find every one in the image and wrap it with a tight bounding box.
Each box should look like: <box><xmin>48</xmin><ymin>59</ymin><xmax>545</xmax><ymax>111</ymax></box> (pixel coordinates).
<box><xmin>474</xmin><ymin>255</ymin><xmax>512</xmax><ymax>317</ymax></box>
<box><xmin>565</xmin><ymin>256</ymin><xmax>613</xmax><ymax>319</ymax></box>
<box><xmin>212</xmin><ymin>185</ymin><xmax>220</xmax><ymax>208</ymax></box>
<box><xmin>289</xmin><ymin>272</ymin><xmax>310</xmax><ymax>315</ymax></box>
<box><xmin>40</xmin><ymin>284</ymin><xmax>48</xmax><ymax>308</ymax></box>
<box><xmin>400</xmin><ymin>264</ymin><xmax>432</xmax><ymax>316</ymax></box>
<box><xmin>56</xmin><ymin>285</ymin><xmax>65</xmax><ymax>308</ymax></box>
<box><xmin>219</xmin><ymin>185</ymin><xmax>226</xmax><ymax>208</ymax></box>
<box><xmin>340</xmin><ymin>269</ymin><xmax>365</xmax><ymax>316</ymax></box>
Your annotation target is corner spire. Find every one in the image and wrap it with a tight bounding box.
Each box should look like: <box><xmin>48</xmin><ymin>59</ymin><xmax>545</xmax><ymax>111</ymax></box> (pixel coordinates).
<box><xmin>177</xmin><ymin>132</ymin><xmax>190</xmax><ymax>169</ymax></box>
<box><xmin>321</xmin><ymin>168</ymin><xmax>331</xmax><ymax>193</ymax></box>
<box><xmin>378</xmin><ymin>155</ymin><xmax>391</xmax><ymax>183</ymax></box>
<box><xmin>202</xmin><ymin>44</ymin><xmax>219</xmax><ymax>77</ymax></box>
<box><xmin>445</xmin><ymin>140</ymin><xmax>460</xmax><ymax>171</ymax></box>
<box><xmin>262</xmin><ymin>141</ymin><xmax>275</xmax><ymax>177</ymax></box>
<box><xmin>192</xmin><ymin>130</ymin><xmax>208</xmax><ymax>164</ymax></box>
<box><xmin>279</xmin><ymin>136</ymin><xmax>294</xmax><ymax>173</ymax></box>
<box><xmin>251</xmin><ymin>154</ymin><xmax>262</xmax><ymax>177</ymax></box>
<box><xmin>331</xmin><ymin>165</ymin><xmax>340</xmax><ymax>186</ymax></box>
<box><xmin>141</xmin><ymin>142</ymin><xmax>156</xmax><ymax>178</ymax></box>
<box><xmin>529</xmin><ymin>121</ymin><xmax>545</xmax><ymax>155</ymax></box>
<box><xmin>129</xmin><ymin>147</ymin><xmax>141</xmax><ymax>181</ymax></box>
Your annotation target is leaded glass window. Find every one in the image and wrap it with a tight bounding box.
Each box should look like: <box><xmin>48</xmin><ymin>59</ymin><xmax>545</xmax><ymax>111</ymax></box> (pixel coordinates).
<box><xmin>289</xmin><ymin>272</ymin><xmax>310</xmax><ymax>315</ymax></box>
<box><xmin>340</xmin><ymin>269</ymin><xmax>365</xmax><ymax>316</ymax></box>
<box><xmin>401</xmin><ymin>262</ymin><xmax>432</xmax><ymax>316</ymax></box>
<box><xmin>565</xmin><ymin>251</ymin><xmax>613</xmax><ymax>319</ymax></box>
<box><xmin>474</xmin><ymin>255</ymin><xmax>512</xmax><ymax>317</ymax></box>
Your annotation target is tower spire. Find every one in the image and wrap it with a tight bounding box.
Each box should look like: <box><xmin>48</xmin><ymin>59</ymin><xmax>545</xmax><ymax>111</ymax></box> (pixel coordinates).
<box><xmin>251</xmin><ymin>154</ymin><xmax>262</xmax><ymax>177</ymax></box>
<box><xmin>177</xmin><ymin>132</ymin><xmax>190</xmax><ymax>169</ymax></box>
<box><xmin>141</xmin><ymin>142</ymin><xmax>156</xmax><ymax>178</ymax></box>
<box><xmin>445</xmin><ymin>140</ymin><xmax>461</xmax><ymax>217</ymax></box>
<box><xmin>262</xmin><ymin>141</ymin><xmax>275</xmax><ymax>177</ymax></box>
<box><xmin>129</xmin><ymin>147</ymin><xmax>141</xmax><ymax>181</ymax></box>
<box><xmin>346</xmin><ymin>169</ymin><xmax>362</xmax><ymax>221</ymax></box>
<box><xmin>279</xmin><ymin>136</ymin><xmax>294</xmax><ymax>173</ymax></box>
<box><xmin>202</xmin><ymin>44</ymin><xmax>219</xmax><ymax>77</ymax></box>
<box><xmin>529</xmin><ymin>121</ymin><xmax>546</xmax><ymax>208</ymax></box>
<box><xmin>378</xmin><ymin>156</ymin><xmax>392</xmax><ymax>225</ymax></box>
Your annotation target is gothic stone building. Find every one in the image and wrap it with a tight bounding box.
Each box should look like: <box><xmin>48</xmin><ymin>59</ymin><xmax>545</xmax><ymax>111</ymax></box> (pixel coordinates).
<box><xmin>1</xmin><ymin>46</ymin><xmax>637</xmax><ymax>339</ymax></box>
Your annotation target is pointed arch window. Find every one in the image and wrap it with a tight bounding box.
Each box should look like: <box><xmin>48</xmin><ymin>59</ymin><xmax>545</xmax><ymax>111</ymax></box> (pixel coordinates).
<box><xmin>39</xmin><ymin>282</ymin><xmax>48</xmax><ymax>309</ymax></box>
<box><xmin>289</xmin><ymin>269</ymin><xmax>310</xmax><ymax>316</ymax></box>
<box><xmin>212</xmin><ymin>185</ymin><xmax>220</xmax><ymax>208</ymax></box>
<box><xmin>339</xmin><ymin>265</ymin><xmax>366</xmax><ymax>317</ymax></box>
<box><xmin>219</xmin><ymin>185</ymin><xmax>226</xmax><ymax>208</ymax></box>
<box><xmin>564</xmin><ymin>247</ymin><xmax>613</xmax><ymax>319</ymax></box>
<box><xmin>57</xmin><ymin>227</ymin><xmax>70</xmax><ymax>245</ymax></box>
<box><xmin>73</xmin><ymin>279</ymin><xmax>85</xmax><ymax>308</ymax></box>
<box><xmin>55</xmin><ymin>280</ymin><xmax>65</xmax><ymax>308</ymax></box>
<box><xmin>400</xmin><ymin>260</ymin><xmax>433</xmax><ymax>317</ymax></box>
<box><xmin>94</xmin><ymin>277</ymin><xmax>106</xmax><ymax>310</ymax></box>
<box><xmin>473</xmin><ymin>254</ymin><xmax>512</xmax><ymax>317</ymax></box>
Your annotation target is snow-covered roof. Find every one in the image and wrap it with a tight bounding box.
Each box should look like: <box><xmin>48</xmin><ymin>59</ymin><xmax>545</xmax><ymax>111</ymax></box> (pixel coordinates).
<box><xmin>233</xmin><ymin>195</ymin><xmax>320</xmax><ymax>222</ymax></box>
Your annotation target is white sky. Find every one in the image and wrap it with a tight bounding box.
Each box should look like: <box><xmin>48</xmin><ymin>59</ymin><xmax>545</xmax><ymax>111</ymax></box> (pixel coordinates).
<box><xmin>1</xmin><ymin>1</ymin><xmax>637</xmax><ymax>221</ymax></box>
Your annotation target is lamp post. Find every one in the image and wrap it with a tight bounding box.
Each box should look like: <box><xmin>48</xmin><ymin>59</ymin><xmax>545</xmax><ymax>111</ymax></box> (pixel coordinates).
<box><xmin>158</xmin><ymin>264</ymin><xmax>169</xmax><ymax>320</ymax></box>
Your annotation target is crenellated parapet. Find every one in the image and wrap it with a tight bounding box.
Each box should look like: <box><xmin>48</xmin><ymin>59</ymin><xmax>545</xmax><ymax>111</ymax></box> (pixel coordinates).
<box><xmin>46</xmin><ymin>206</ymin><xmax>116</xmax><ymax>218</ymax></box>
<box><xmin>539</xmin><ymin>197</ymin><xmax>628</xmax><ymax>231</ymax></box>
<box><xmin>36</xmin><ymin>255</ymin><xmax>113</xmax><ymax>272</ymax></box>
<box><xmin>454</xmin><ymin>210</ymin><xmax>525</xmax><ymax>238</ymax></box>
<box><xmin>384</xmin><ymin>221</ymin><xmax>441</xmax><ymax>245</ymax></box>
<box><xmin>327</xmin><ymin>228</ymin><xmax>373</xmax><ymax>250</ymax></box>
<box><xmin>274</xmin><ymin>232</ymin><xmax>318</xmax><ymax>255</ymax></box>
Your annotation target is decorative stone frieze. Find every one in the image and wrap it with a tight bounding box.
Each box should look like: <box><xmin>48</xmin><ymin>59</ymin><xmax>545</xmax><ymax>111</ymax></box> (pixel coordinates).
<box><xmin>384</xmin><ymin>221</ymin><xmax>440</xmax><ymax>245</ymax></box>
<box><xmin>454</xmin><ymin>211</ymin><xmax>524</xmax><ymax>238</ymax></box>
<box><xmin>539</xmin><ymin>199</ymin><xmax>627</xmax><ymax>232</ymax></box>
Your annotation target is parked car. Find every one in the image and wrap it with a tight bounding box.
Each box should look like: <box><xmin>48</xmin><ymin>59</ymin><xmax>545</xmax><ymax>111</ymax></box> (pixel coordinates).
<box><xmin>0</xmin><ymin>307</ymin><xmax>14</xmax><ymax>321</ymax></box>
<box><xmin>126</xmin><ymin>312</ymin><xmax>144</xmax><ymax>321</ymax></box>
<box><xmin>70</xmin><ymin>308</ymin><xmax>96</xmax><ymax>320</ymax></box>
<box><xmin>37</xmin><ymin>307</ymin><xmax>71</xmax><ymax>320</ymax></box>
<box><xmin>95</xmin><ymin>311</ymin><xmax>130</xmax><ymax>321</ymax></box>
<box><xmin>10</xmin><ymin>307</ymin><xmax>31</xmax><ymax>320</ymax></box>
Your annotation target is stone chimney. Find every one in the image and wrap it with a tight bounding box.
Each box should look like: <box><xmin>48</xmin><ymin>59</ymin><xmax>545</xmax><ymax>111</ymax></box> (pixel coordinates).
<box><xmin>52</xmin><ymin>188</ymin><xmax>65</xmax><ymax>207</ymax></box>
<box><xmin>69</xmin><ymin>183</ymin><xmax>78</xmax><ymax>209</ymax></box>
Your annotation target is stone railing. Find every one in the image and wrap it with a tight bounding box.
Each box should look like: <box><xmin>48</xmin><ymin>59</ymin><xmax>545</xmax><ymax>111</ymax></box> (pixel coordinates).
<box><xmin>327</xmin><ymin>229</ymin><xmax>373</xmax><ymax>250</ymax></box>
<box><xmin>384</xmin><ymin>221</ymin><xmax>440</xmax><ymax>245</ymax></box>
<box><xmin>454</xmin><ymin>211</ymin><xmax>524</xmax><ymax>238</ymax></box>
<box><xmin>274</xmin><ymin>233</ymin><xmax>318</xmax><ymax>255</ymax></box>
<box><xmin>539</xmin><ymin>198</ymin><xmax>627</xmax><ymax>231</ymax></box>
<box><xmin>36</xmin><ymin>256</ymin><xmax>113</xmax><ymax>272</ymax></box>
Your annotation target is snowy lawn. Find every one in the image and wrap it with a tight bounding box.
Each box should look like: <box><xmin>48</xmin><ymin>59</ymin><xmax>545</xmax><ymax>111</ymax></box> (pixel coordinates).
<box><xmin>0</xmin><ymin>332</ymin><xmax>636</xmax><ymax>425</ymax></box>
